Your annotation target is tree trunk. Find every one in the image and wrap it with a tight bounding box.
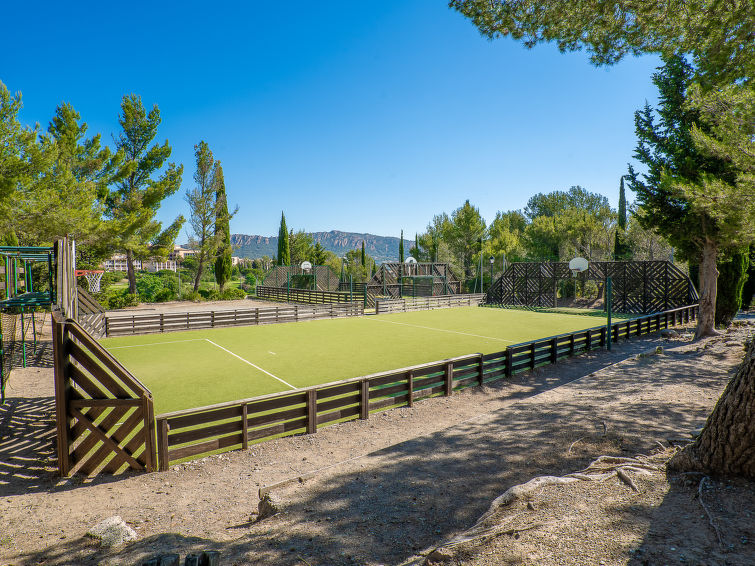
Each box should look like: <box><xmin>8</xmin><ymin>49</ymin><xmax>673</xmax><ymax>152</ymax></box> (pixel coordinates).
<box><xmin>193</xmin><ymin>256</ymin><xmax>204</xmax><ymax>293</ymax></box>
<box><xmin>126</xmin><ymin>249</ymin><xmax>137</xmax><ymax>295</ymax></box>
<box><xmin>695</xmin><ymin>237</ymin><xmax>720</xmax><ymax>339</ymax></box>
<box><xmin>668</xmin><ymin>340</ymin><xmax>755</xmax><ymax>479</ymax></box>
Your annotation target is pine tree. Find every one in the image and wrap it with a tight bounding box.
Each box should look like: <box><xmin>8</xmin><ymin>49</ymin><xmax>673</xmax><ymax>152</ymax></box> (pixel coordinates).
<box><xmin>106</xmin><ymin>94</ymin><xmax>184</xmax><ymax>294</ymax></box>
<box><xmin>277</xmin><ymin>212</ymin><xmax>290</xmax><ymax>265</ymax></box>
<box><xmin>398</xmin><ymin>230</ymin><xmax>404</xmax><ymax>263</ymax></box>
<box><xmin>627</xmin><ymin>56</ymin><xmax>749</xmax><ymax>338</ymax></box>
<box><xmin>213</xmin><ymin>163</ymin><xmax>232</xmax><ymax>292</ymax></box>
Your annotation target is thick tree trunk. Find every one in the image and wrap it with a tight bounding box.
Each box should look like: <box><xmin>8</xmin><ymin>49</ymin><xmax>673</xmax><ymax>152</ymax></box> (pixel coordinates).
<box><xmin>695</xmin><ymin>237</ymin><xmax>720</xmax><ymax>339</ymax></box>
<box><xmin>668</xmin><ymin>340</ymin><xmax>755</xmax><ymax>479</ymax></box>
<box><xmin>193</xmin><ymin>256</ymin><xmax>204</xmax><ymax>293</ymax></box>
<box><xmin>126</xmin><ymin>249</ymin><xmax>137</xmax><ymax>295</ymax></box>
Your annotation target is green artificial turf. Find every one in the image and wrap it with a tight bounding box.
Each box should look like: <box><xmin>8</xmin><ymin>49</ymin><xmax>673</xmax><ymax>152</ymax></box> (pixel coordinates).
<box><xmin>101</xmin><ymin>306</ymin><xmax>612</xmax><ymax>414</ymax></box>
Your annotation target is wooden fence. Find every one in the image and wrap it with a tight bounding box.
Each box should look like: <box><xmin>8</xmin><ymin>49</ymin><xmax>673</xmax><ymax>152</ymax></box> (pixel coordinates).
<box><xmin>52</xmin><ymin>311</ymin><xmax>155</xmax><ymax>476</ymax></box>
<box><xmin>256</xmin><ymin>285</ymin><xmax>356</xmax><ymax>305</ymax></box>
<box><xmin>77</xmin><ymin>287</ymin><xmax>106</xmax><ymax>338</ymax></box>
<box><xmin>375</xmin><ymin>294</ymin><xmax>485</xmax><ymax>314</ymax></box>
<box><xmin>153</xmin><ymin>304</ymin><xmax>697</xmax><ymax>470</ymax></box>
<box><xmin>105</xmin><ymin>302</ymin><xmax>363</xmax><ymax>337</ymax></box>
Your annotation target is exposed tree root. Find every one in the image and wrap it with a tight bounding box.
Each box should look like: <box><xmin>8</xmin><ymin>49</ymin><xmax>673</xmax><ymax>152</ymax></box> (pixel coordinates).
<box><xmin>405</xmin><ymin>451</ymin><xmax>672</xmax><ymax>565</ymax></box>
<box><xmin>698</xmin><ymin>476</ymin><xmax>725</xmax><ymax>549</ymax></box>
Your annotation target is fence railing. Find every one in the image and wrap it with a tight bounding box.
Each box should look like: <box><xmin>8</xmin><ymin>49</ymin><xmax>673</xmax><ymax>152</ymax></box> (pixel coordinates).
<box><xmin>375</xmin><ymin>294</ymin><xmax>486</xmax><ymax>314</ymax></box>
<box><xmin>256</xmin><ymin>285</ymin><xmax>356</xmax><ymax>305</ymax></box>
<box><xmin>52</xmin><ymin>311</ymin><xmax>155</xmax><ymax>476</ymax></box>
<box><xmin>105</xmin><ymin>302</ymin><xmax>363</xmax><ymax>337</ymax></box>
<box><xmin>153</xmin><ymin>304</ymin><xmax>697</xmax><ymax>470</ymax></box>
<box><xmin>77</xmin><ymin>287</ymin><xmax>106</xmax><ymax>338</ymax></box>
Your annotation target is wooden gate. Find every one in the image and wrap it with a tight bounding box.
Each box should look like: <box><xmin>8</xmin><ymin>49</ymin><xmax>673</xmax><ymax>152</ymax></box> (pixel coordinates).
<box><xmin>52</xmin><ymin>311</ymin><xmax>155</xmax><ymax>476</ymax></box>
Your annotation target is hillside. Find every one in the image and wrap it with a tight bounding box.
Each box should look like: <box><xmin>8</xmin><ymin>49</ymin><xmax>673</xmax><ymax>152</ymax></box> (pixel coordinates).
<box><xmin>229</xmin><ymin>230</ymin><xmax>414</xmax><ymax>263</ymax></box>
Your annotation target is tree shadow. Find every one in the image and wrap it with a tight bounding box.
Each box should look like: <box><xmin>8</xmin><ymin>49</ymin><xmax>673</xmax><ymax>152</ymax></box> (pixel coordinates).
<box><xmin>12</xmin><ymin>334</ymin><xmax>731</xmax><ymax>565</ymax></box>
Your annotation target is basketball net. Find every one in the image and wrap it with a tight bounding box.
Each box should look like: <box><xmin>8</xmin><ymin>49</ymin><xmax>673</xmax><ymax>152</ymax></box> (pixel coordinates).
<box><xmin>75</xmin><ymin>270</ymin><xmax>104</xmax><ymax>293</ymax></box>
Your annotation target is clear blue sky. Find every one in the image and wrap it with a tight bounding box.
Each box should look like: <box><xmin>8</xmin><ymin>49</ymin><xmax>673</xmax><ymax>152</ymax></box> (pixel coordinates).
<box><xmin>2</xmin><ymin>1</ymin><xmax>659</xmax><ymax>241</ymax></box>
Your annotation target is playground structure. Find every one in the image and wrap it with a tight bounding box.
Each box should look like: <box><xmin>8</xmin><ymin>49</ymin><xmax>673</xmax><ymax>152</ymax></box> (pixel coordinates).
<box><xmin>485</xmin><ymin>260</ymin><xmax>698</xmax><ymax>314</ymax></box>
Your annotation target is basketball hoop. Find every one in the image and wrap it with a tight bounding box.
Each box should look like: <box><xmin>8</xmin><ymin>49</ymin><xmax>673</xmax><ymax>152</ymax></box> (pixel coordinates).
<box><xmin>568</xmin><ymin>257</ymin><xmax>589</xmax><ymax>278</ymax></box>
<box><xmin>75</xmin><ymin>270</ymin><xmax>104</xmax><ymax>293</ymax></box>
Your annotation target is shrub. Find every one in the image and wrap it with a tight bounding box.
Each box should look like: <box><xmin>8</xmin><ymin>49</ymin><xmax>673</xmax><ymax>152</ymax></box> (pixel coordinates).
<box><xmin>106</xmin><ymin>291</ymin><xmax>140</xmax><ymax>310</ymax></box>
<box><xmin>154</xmin><ymin>288</ymin><xmax>176</xmax><ymax>303</ymax></box>
<box><xmin>220</xmin><ymin>288</ymin><xmax>246</xmax><ymax>300</ymax></box>
<box><xmin>181</xmin><ymin>290</ymin><xmax>202</xmax><ymax>302</ymax></box>
<box><xmin>198</xmin><ymin>288</ymin><xmax>220</xmax><ymax>301</ymax></box>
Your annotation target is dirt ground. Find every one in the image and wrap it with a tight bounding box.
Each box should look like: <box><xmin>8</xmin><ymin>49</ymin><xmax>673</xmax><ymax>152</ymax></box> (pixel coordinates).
<box><xmin>1</xmin><ymin>314</ymin><xmax>753</xmax><ymax>565</ymax></box>
<box><xmin>105</xmin><ymin>297</ymin><xmax>274</xmax><ymax>315</ymax></box>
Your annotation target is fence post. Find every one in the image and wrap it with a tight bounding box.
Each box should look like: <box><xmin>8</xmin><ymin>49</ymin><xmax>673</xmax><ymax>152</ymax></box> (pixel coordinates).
<box><xmin>306</xmin><ymin>390</ymin><xmax>317</xmax><ymax>434</ymax></box>
<box><xmin>478</xmin><ymin>354</ymin><xmax>484</xmax><ymax>386</ymax></box>
<box><xmin>407</xmin><ymin>370</ymin><xmax>414</xmax><ymax>407</ymax></box>
<box><xmin>157</xmin><ymin>418</ymin><xmax>170</xmax><ymax>472</ymax></box>
<box><xmin>550</xmin><ymin>337</ymin><xmax>557</xmax><ymax>364</ymax></box>
<box><xmin>360</xmin><ymin>380</ymin><xmax>370</xmax><ymax>419</ymax></box>
<box><xmin>445</xmin><ymin>362</ymin><xmax>453</xmax><ymax>396</ymax></box>
<box><xmin>569</xmin><ymin>334</ymin><xmax>575</xmax><ymax>356</ymax></box>
<box><xmin>52</xmin><ymin>316</ymin><xmax>71</xmax><ymax>477</ymax></box>
<box><xmin>586</xmin><ymin>330</ymin><xmax>592</xmax><ymax>351</ymax></box>
<box><xmin>241</xmin><ymin>403</ymin><xmax>249</xmax><ymax>450</ymax></box>
<box><xmin>142</xmin><ymin>397</ymin><xmax>156</xmax><ymax>472</ymax></box>
<box><xmin>530</xmin><ymin>343</ymin><xmax>536</xmax><ymax>370</ymax></box>
<box><xmin>505</xmin><ymin>348</ymin><xmax>513</xmax><ymax>377</ymax></box>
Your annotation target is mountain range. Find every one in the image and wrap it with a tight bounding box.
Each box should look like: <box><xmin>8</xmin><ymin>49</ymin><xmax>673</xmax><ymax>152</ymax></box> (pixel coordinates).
<box><xmin>229</xmin><ymin>231</ymin><xmax>414</xmax><ymax>263</ymax></box>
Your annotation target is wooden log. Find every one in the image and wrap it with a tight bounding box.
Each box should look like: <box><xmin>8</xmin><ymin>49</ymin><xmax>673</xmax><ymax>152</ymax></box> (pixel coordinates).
<box><xmin>444</xmin><ymin>362</ymin><xmax>453</xmax><ymax>396</ymax></box>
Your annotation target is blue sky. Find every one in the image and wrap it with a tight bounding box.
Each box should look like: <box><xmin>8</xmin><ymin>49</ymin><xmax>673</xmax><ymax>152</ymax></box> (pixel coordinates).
<box><xmin>2</xmin><ymin>1</ymin><xmax>659</xmax><ymax>241</ymax></box>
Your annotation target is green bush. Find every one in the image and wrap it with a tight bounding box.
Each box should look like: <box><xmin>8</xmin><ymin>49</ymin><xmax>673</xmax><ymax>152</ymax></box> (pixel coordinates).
<box><xmin>181</xmin><ymin>290</ymin><xmax>202</xmax><ymax>302</ymax></box>
<box><xmin>199</xmin><ymin>288</ymin><xmax>220</xmax><ymax>301</ymax></box>
<box><xmin>135</xmin><ymin>271</ymin><xmax>179</xmax><ymax>303</ymax></box>
<box><xmin>106</xmin><ymin>291</ymin><xmax>140</xmax><ymax>310</ymax></box>
<box><xmin>220</xmin><ymin>288</ymin><xmax>246</xmax><ymax>300</ymax></box>
<box><xmin>154</xmin><ymin>288</ymin><xmax>176</xmax><ymax>302</ymax></box>
<box><xmin>715</xmin><ymin>250</ymin><xmax>749</xmax><ymax>326</ymax></box>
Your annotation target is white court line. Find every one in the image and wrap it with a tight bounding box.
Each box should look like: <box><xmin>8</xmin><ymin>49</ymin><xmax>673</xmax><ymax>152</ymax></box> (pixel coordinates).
<box><xmin>107</xmin><ymin>338</ymin><xmax>207</xmax><ymax>350</ymax></box>
<box><xmin>370</xmin><ymin>317</ymin><xmax>517</xmax><ymax>343</ymax></box>
<box><xmin>204</xmin><ymin>339</ymin><xmax>296</xmax><ymax>390</ymax></box>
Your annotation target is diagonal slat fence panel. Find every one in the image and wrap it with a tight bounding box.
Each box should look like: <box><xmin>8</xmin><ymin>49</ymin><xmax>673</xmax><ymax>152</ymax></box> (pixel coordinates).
<box><xmin>52</xmin><ymin>311</ymin><xmax>155</xmax><ymax>477</ymax></box>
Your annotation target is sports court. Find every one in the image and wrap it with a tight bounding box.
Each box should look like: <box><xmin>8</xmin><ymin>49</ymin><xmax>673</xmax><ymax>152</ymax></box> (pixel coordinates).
<box><xmin>101</xmin><ymin>306</ymin><xmax>614</xmax><ymax>414</ymax></box>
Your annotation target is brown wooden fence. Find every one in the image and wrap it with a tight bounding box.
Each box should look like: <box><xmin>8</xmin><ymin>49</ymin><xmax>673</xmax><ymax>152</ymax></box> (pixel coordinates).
<box><xmin>256</xmin><ymin>285</ymin><xmax>356</xmax><ymax>305</ymax></box>
<box><xmin>52</xmin><ymin>311</ymin><xmax>155</xmax><ymax>476</ymax></box>
<box><xmin>153</xmin><ymin>304</ymin><xmax>697</xmax><ymax>470</ymax></box>
<box><xmin>77</xmin><ymin>287</ymin><xmax>106</xmax><ymax>338</ymax></box>
<box><xmin>375</xmin><ymin>294</ymin><xmax>485</xmax><ymax>314</ymax></box>
<box><xmin>105</xmin><ymin>302</ymin><xmax>363</xmax><ymax>337</ymax></box>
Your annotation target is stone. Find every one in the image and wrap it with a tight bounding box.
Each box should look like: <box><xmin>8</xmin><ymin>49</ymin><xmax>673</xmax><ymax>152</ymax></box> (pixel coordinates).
<box><xmin>660</xmin><ymin>329</ymin><xmax>679</xmax><ymax>338</ymax></box>
<box><xmin>257</xmin><ymin>493</ymin><xmax>282</xmax><ymax>520</ymax></box>
<box><xmin>427</xmin><ymin>547</ymin><xmax>454</xmax><ymax>562</ymax></box>
<box><xmin>86</xmin><ymin>516</ymin><xmax>137</xmax><ymax>548</ymax></box>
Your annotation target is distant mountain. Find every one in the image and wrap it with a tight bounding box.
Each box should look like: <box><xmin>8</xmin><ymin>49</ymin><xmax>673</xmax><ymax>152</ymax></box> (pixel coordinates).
<box><xmin>229</xmin><ymin>230</ymin><xmax>414</xmax><ymax>263</ymax></box>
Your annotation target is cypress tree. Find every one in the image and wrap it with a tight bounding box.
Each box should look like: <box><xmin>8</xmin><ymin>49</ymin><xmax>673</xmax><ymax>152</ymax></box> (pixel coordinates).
<box><xmin>277</xmin><ymin>212</ymin><xmax>290</xmax><ymax>266</ymax></box>
<box><xmin>361</xmin><ymin>241</ymin><xmax>366</xmax><ymax>267</ymax></box>
<box><xmin>399</xmin><ymin>230</ymin><xmax>404</xmax><ymax>263</ymax></box>
<box><xmin>614</xmin><ymin>177</ymin><xmax>630</xmax><ymax>259</ymax></box>
<box><xmin>715</xmin><ymin>250</ymin><xmax>749</xmax><ymax>326</ymax></box>
<box><xmin>213</xmin><ymin>163</ymin><xmax>232</xmax><ymax>292</ymax></box>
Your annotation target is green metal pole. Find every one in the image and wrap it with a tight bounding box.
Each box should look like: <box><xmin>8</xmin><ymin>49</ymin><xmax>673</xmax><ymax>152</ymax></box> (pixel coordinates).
<box><xmin>21</xmin><ymin>310</ymin><xmax>26</xmax><ymax>368</ymax></box>
<box><xmin>606</xmin><ymin>276</ymin><xmax>613</xmax><ymax>351</ymax></box>
<box><xmin>287</xmin><ymin>272</ymin><xmax>290</xmax><ymax>301</ymax></box>
<box><xmin>48</xmin><ymin>252</ymin><xmax>54</xmax><ymax>305</ymax></box>
<box><xmin>350</xmin><ymin>275</ymin><xmax>353</xmax><ymax>302</ymax></box>
<box><xmin>363</xmin><ymin>282</ymin><xmax>367</xmax><ymax>309</ymax></box>
<box><xmin>31</xmin><ymin>309</ymin><xmax>37</xmax><ymax>353</ymax></box>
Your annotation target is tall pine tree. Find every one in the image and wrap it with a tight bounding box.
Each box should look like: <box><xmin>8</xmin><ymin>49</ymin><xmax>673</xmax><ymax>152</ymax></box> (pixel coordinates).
<box><xmin>277</xmin><ymin>212</ymin><xmax>290</xmax><ymax>266</ymax></box>
<box><xmin>185</xmin><ymin>142</ymin><xmax>218</xmax><ymax>292</ymax></box>
<box><xmin>106</xmin><ymin>95</ymin><xmax>184</xmax><ymax>294</ymax></box>
<box><xmin>213</xmin><ymin>163</ymin><xmax>233</xmax><ymax>292</ymax></box>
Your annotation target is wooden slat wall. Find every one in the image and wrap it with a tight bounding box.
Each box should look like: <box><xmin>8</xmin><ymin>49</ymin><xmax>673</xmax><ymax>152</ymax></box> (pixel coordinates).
<box><xmin>52</xmin><ymin>311</ymin><xmax>156</xmax><ymax>477</ymax></box>
<box><xmin>105</xmin><ymin>302</ymin><xmax>363</xmax><ymax>337</ymax></box>
<box><xmin>375</xmin><ymin>294</ymin><xmax>485</xmax><ymax>314</ymax></box>
<box><xmin>154</xmin><ymin>304</ymin><xmax>697</xmax><ymax>470</ymax></box>
<box><xmin>256</xmin><ymin>285</ymin><xmax>355</xmax><ymax>305</ymax></box>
